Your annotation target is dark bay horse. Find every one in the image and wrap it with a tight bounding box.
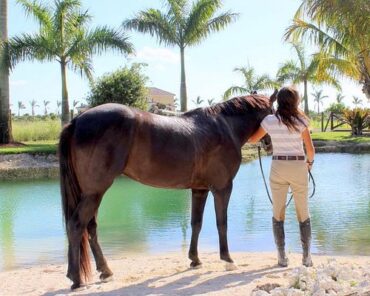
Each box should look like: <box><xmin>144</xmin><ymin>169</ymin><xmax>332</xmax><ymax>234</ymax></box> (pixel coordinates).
<box><xmin>59</xmin><ymin>92</ymin><xmax>276</xmax><ymax>289</ymax></box>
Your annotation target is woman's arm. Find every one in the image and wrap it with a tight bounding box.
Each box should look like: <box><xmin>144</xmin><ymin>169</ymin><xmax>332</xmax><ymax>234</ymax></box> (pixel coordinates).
<box><xmin>248</xmin><ymin>126</ymin><xmax>267</xmax><ymax>144</ymax></box>
<box><xmin>302</xmin><ymin>128</ymin><xmax>315</xmax><ymax>169</ymax></box>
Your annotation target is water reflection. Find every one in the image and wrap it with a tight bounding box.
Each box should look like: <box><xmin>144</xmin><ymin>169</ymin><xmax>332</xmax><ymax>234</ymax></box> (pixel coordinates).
<box><xmin>0</xmin><ymin>153</ymin><xmax>369</xmax><ymax>271</ymax></box>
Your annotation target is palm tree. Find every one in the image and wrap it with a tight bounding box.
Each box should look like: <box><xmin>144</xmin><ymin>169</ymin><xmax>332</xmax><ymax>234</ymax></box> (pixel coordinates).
<box><xmin>336</xmin><ymin>93</ymin><xmax>345</xmax><ymax>104</ymax></box>
<box><xmin>17</xmin><ymin>101</ymin><xmax>25</xmax><ymax>116</ymax></box>
<box><xmin>29</xmin><ymin>99</ymin><xmax>39</xmax><ymax>116</ymax></box>
<box><xmin>223</xmin><ymin>66</ymin><xmax>277</xmax><ymax>100</ymax></box>
<box><xmin>311</xmin><ymin>89</ymin><xmax>328</xmax><ymax>113</ymax></box>
<box><xmin>56</xmin><ymin>100</ymin><xmax>61</xmax><ymax>115</ymax></box>
<box><xmin>207</xmin><ymin>98</ymin><xmax>216</xmax><ymax>106</ymax></box>
<box><xmin>277</xmin><ymin>43</ymin><xmax>340</xmax><ymax>114</ymax></box>
<box><xmin>43</xmin><ymin>100</ymin><xmax>50</xmax><ymax>115</ymax></box>
<box><xmin>352</xmin><ymin>96</ymin><xmax>363</xmax><ymax>107</ymax></box>
<box><xmin>7</xmin><ymin>0</ymin><xmax>134</xmax><ymax>125</ymax></box>
<box><xmin>192</xmin><ymin>96</ymin><xmax>204</xmax><ymax>108</ymax></box>
<box><xmin>0</xmin><ymin>0</ymin><xmax>12</xmax><ymax>143</ymax></box>
<box><xmin>124</xmin><ymin>0</ymin><xmax>238</xmax><ymax>112</ymax></box>
<box><xmin>285</xmin><ymin>0</ymin><xmax>370</xmax><ymax>101</ymax></box>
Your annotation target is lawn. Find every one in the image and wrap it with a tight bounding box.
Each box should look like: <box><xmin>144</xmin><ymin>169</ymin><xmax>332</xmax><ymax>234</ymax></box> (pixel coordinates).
<box><xmin>0</xmin><ymin>141</ymin><xmax>58</xmax><ymax>154</ymax></box>
<box><xmin>311</xmin><ymin>131</ymin><xmax>370</xmax><ymax>143</ymax></box>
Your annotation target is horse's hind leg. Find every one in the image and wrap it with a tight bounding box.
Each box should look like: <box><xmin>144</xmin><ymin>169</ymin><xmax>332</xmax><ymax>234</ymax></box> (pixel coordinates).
<box><xmin>87</xmin><ymin>215</ymin><xmax>113</xmax><ymax>281</ymax></box>
<box><xmin>212</xmin><ymin>182</ymin><xmax>237</xmax><ymax>270</ymax></box>
<box><xmin>188</xmin><ymin>189</ymin><xmax>208</xmax><ymax>268</ymax></box>
<box><xmin>67</xmin><ymin>194</ymin><xmax>101</xmax><ymax>289</ymax></box>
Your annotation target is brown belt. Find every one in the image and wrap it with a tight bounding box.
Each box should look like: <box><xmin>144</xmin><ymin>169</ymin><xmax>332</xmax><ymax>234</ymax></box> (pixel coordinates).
<box><xmin>272</xmin><ymin>155</ymin><xmax>305</xmax><ymax>161</ymax></box>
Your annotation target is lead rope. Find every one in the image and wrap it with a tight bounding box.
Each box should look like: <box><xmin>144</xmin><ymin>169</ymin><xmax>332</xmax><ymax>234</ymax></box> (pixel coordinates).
<box><xmin>257</xmin><ymin>145</ymin><xmax>315</xmax><ymax>207</ymax></box>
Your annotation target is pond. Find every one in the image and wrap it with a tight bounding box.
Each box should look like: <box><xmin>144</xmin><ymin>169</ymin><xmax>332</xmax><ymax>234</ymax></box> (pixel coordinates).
<box><xmin>0</xmin><ymin>153</ymin><xmax>369</xmax><ymax>271</ymax></box>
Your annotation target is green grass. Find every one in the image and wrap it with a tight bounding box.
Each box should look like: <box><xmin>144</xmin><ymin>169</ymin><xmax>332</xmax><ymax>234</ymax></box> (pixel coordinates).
<box><xmin>12</xmin><ymin>118</ymin><xmax>61</xmax><ymax>142</ymax></box>
<box><xmin>311</xmin><ymin>131</ymin><xmax>370</xmax><ymax>143</ymax></box>
<box><xmin>0</xmin><ymin>141</ymin><xmax>58</xmax><ymax>154</ymax></box>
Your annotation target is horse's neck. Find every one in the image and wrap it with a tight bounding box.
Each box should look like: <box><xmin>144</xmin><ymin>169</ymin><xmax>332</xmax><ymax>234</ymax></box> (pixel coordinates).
<box><xmin>225</xmin><ymin>115</ymin><xmax>258</xmax><ymax>146</ymax></box>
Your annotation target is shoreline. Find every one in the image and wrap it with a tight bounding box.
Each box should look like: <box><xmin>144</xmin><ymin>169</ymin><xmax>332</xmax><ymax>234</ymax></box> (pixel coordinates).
<box><xmin>1</xmin><ymin>141</ymin><xmax>370</xmax><ymax>181</ymax></box>
<box><xmin>1</xmin><ymin>252</ymin><xmax>369</xmax><ymax>295</ymax></box>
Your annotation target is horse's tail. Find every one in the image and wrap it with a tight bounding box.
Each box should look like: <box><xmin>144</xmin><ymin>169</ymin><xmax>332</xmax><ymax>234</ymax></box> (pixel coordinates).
<box><xmin>59</xmin><ymin>120</ymin><xmax>91</xmax><ymax>281</ymax></box>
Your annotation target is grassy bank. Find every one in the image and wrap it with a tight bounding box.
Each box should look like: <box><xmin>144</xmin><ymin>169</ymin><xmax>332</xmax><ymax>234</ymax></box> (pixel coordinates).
<box><xmin>0</xmin><ymin>141</ymin><xmax>58</xmax><ymax>154</ymax></box>
<box><xmin>12</xmin><ymin>117</ymin><xmax>61</xmax><ymax>142</ymax></box>
<box><xmin>311</xmin><ymin>131</ymin><xmax>370</xmax><ymax>143</ymax></box>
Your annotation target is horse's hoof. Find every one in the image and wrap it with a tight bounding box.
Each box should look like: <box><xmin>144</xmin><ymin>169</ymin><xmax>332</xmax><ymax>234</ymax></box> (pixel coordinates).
<box><xmin>225</xmin><ymin>262</ymin><xmax>238</xmax><ymax>271</ymax></box>
<box><xmin>71</xmin><ymin>283</ymin><xmax>86</xmax><ymax>291</ymax></box>
<box><xmin>190</xmin><ymin>261</ymin><xmax>202</xmax><ymax>269</ymax></box>
<box><xmin>100</xmin><ymin>274</ymin><xmax>114</xmax><ymax>283</ymax></box>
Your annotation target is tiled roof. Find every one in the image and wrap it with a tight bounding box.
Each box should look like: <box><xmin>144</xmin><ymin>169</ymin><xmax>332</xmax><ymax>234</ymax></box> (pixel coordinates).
<box><xmin>148</xmin><ymin>87</ymin><xmax>175</xmax><ymax>96</ymax></box>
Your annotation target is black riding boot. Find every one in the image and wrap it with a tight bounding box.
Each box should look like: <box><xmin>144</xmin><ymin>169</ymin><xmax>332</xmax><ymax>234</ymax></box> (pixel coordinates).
<box><xmin>272</xmin><ymin>217</ymin><xmax>288</xmax><ymax>267</ymax></box>
<box><xmin>299</xmin><ymin>218</ymin><xmax>313</xmax><ymax>267</ymax></box>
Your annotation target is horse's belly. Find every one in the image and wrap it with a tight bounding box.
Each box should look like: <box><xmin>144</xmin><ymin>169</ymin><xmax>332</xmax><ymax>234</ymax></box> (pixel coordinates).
<box><xmin>123</xmin><ymin>159</ymin><xmax>194</xmax><ymax>189</ymax></box>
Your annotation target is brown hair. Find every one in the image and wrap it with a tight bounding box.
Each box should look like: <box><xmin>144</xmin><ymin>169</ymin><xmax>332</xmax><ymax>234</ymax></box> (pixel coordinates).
<box><xmin>275</xmin><ymin>87</ymin><xmax>309</xmax><ymax>132</ymax></box>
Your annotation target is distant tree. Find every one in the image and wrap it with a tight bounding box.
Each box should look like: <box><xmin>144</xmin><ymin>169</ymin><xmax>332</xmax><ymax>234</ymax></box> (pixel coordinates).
<box><xmin>17</xmin><ymin>100</ymin><xmax>25</xmax><ymax>116</ymax></box>
<box><xmin>311</xmin><ymin>89</ymin><xmax>328</xmax><ymax>113</ymax></box>
<box><xmin>352</xmin><ymin>96</ymin><xmax>363</xmax><ymax>107</ymax></box>
<box><xmin>224</xmin><ymin>66</ymin><xmax>276</xmax><ymax>100</ymax></box>
<box><xmin>192</xmin><ymin>96</ymin><xmax>204</xmax><ymax>107</ymax></box>
<box><xmin>207</xmin><ymin>98</ymin><xmax>216</xmax><ymax>106</ymax></box>
<box><xmin>29</xmin><ymin>99</ymin><xmax>39</xmax><ymax>116</ymax></box>
<box><xmin>87</xmin><ymin>64</ymin><xmax>148</xmax><ymax>110</ymax></box>
<box><xmin>277</xmin><ymin>43</ymin><xmax>340</xmax><ymax>114</ymax></box>
<box><xmin>7</xmin><ymin>0</ymin><xmax>134</xmax><ymax>125</ymax></box>
<box><xmin>124</xmin><ymin>0</ymin><xmax>238</xmax><ymax>111</ymax></box>
<box><xmin>335</xmin><ymin>93</ymin><xmax>345</xmax><ymax>104</ymax></box>
<box><xmin>326</xmin><ymin>102</ymin><xmax>346</xmax><ymax>114</ymax></box>
<box><xmin>43</xmin><ymin>100</ymin><xmax>50</xmax><ymax>115</ymax></box>
<box><xmin>56</xmin><ymin>100</ymin><xmax>61</xmax><ymax>115</ymax></box>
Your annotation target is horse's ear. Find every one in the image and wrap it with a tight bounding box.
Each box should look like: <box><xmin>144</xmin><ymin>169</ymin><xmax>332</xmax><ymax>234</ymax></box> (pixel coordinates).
<box><xmin>270</xmin><ymin>89</ymin><xmax>278</xmax><ymax>104</ymax></box>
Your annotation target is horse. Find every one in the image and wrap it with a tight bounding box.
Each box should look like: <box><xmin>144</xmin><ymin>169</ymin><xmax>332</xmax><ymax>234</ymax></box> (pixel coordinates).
<box><xmin>59</xmin><ymin>91</ymin><xmax>277</xmax><ymax>290</ymax></box>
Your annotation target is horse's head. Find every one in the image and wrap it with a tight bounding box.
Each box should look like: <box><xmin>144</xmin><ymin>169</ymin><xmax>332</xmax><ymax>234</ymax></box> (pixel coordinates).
<box><xmin>257</xmin><ymin>89</ymin><xmax>277</xmax><ymax>154</ymax></box>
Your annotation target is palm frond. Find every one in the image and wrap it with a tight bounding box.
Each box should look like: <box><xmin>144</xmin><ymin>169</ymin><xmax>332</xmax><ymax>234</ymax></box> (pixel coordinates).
<box><xmin>186</xmin><ymin>11</ymin><xmax>238</xmax><ymax>46</ymax></box>
<box><xmin>69</xmin><ymin>56</ymin><xmax>93</xmax><ymax>81</ymax></box>
<box><xmin>81</xmin><ymin>26</ymin><xmax>134</xmax><ymax>56</ymax></box>
<box><xmin>123</xmin><ymin>9</ymin><xmax>178</xmax><ymax>46</ymax></box>
<box><xmin>184</xmin><ymin>0</ymin><xmax>221</xmax><ymax>43</ymax></box>
<box><xmin>285</xmin><ymin>18</ymin><xmax>350</xmax><ymax>58</ymax></box>
<box><xmin>223</xmin><ymin>86</ymin><xmax>248</xmax><ymax>100</ymax></box>
<box><xmin>276</xmin><ymin>60</ymin><xmax>300</xmax><ymax>83</ymax></box>
<box><xmin>291</xmin><ymin>42</ymin><xmax>306</xmax><ymax>70</ymax></box>
<box><xmin>16</xmin><ymin>0</ymin><xmax>52</xmax><ymax>29</ymax></box>
<box><xmin>7</xmin><ymin>33</ymin><xmax>55</xmax><ymax>68</ymax></box>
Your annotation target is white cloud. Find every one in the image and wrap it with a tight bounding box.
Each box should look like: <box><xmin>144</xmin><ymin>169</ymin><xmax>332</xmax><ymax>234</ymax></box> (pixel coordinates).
<box><xmin>134</xmin><ymin>47</ymin><xmax>179</xmax><ymax>64</ymax></box>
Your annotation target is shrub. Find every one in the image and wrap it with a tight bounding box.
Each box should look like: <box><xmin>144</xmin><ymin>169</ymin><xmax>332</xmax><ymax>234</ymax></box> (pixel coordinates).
<box><xmin>342</xmin><ymin>108</ymin><xmax>369</xmax><ymax>135</ymax></box>
<box><xmin>326</xmin><ymin>102</ymin><xmax>346</xmax><ymax>114</ymax></box>
<box><xmin>87</xmin><ymin>64</ymin><xmax>148</xmax><ymax>110</ymax></box>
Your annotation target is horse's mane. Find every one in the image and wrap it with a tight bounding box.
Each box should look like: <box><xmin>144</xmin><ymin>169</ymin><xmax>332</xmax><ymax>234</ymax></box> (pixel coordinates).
<box><xmin>183</xmin><ymin>94</ymin><xmax>270</xmax><ymax>117</ymax></box>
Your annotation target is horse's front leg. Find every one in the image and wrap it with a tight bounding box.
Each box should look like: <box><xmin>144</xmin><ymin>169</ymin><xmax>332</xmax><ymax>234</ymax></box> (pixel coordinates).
<box><xmin>212</xmin><ymin>182</ymin><xmax>237</xmax><ymax>270</ymax></box>
<box><xmin>188</xmin><ymin>189</ymin><xmax>209</xmax><ymax>268</ymax></box>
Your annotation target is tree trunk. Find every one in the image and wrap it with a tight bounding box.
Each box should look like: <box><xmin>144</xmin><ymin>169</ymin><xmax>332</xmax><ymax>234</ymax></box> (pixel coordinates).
<box><xmin>0</xmin><ymin>0</ymin><xmax>12</xmax><ymax>144</ymax></box>
<box><xmin>60</xmin><ymin>59</ymin><xmax>70</xmax><ymax>125</ymax></box>
<box><xmin>303</xmin><ymin>79</ymin><xmax>309</xmax><ymax>115</ymax></box>
<box><xmin>180</xmin><ymin>46</ymin><xmax>187</xmax><ymax>112</ymax></box>
<box><xmin>362</xmin><ymin>77</ymin><xmax>370</xmax><ymax>101</ymax></box>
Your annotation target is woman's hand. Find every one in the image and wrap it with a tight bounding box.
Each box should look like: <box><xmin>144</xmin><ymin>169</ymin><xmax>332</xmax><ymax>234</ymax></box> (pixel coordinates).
<box><xmin>306</xmin><ymin>160</ymin><xmax>314</xmax><ymax>171</ymax></box>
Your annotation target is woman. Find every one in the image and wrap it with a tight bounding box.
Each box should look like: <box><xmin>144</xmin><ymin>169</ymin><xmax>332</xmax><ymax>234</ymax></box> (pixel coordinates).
<box><xmin>248</xmin><ymin>86</ymin><xmax>315</xmax><ymax>267</ymax></box>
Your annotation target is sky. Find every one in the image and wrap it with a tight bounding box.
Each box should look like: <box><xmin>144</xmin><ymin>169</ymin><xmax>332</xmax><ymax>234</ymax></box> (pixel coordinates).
<box><xmin>7</xmin><ymin>0</ymin><xmax>368</xmax><ymax>115</ymax></box>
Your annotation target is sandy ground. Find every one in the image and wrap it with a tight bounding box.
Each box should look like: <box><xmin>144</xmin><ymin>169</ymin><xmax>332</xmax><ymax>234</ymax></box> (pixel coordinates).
<box><xmin>1</xmin><ymin>252</ymin><xmax>370</xmax><ymax>296</ymax></box>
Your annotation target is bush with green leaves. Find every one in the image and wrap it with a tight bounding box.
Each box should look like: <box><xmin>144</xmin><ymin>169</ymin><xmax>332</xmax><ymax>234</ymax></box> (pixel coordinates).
<box><xmin>87</xmin><ymin>64</ymin><xmax>148</xmax><ymax>110</ymax></box>
<box><xmin>326</xmin><ymin>102</ymin><xmax>346</xmax><ymax>114</ymax></box>
<box><xmin>342</xmin><ymin>108</ymin><xmax>369</xmax><ymax>136</ymax></box>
